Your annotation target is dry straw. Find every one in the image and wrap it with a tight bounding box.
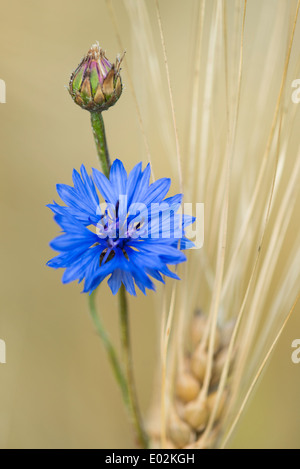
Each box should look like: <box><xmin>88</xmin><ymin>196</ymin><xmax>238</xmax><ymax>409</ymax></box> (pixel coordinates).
<box><xmin>107</xmin><ymin>0</ymin><xmax>300</xmax><ymax>448</ymax></box>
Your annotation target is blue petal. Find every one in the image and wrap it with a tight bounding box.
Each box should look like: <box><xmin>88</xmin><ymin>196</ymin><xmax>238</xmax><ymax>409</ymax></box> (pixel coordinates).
<box><xmin>182</xmin><ymin>214</ymin><xmax>196</xmax><ymax>228</ymax></box>
<box><xmin>127</xmin><ymin>162</ymin><xmax>143</xmax><ymax>206</ymax></box>
<box><xmin>107</xmin><ymin>269</ymin><xmax>122</xmax><ymax>295</ymax></box>
<box><xmin>109</xmin><ymin>159</ymin><xmax>127</xmax><ymax>199</ymax></box>
<box><xmin>163</xmin><ymin>194</ymin><xmax>183</xmax><ymax>206</ymax></box>
<box><xmin>130</xmin><ymin>163</ymin><xmax>151</xmax><ymax>204</ymax></box>
<box><xmin>131</xmin><ymin>268</ymin><xmax>155</xmax><ymax>294</ymax></box>
<box><xmin>146</xmin><ymin>268</ymin><xmax>165</xmax><ymax>283</ymax></box>
<box><xmin>159</xmin><ymin>265</ymin><xmax>181</xmax><ymax>280</ymax></box>
<box><xmin>84</xmin><ymin>255</ymin><xmax>117</xmax><ymax>293</ymax></box>
<box><xmin>80</xmin><ymin>165</ymin><xmax>100</xmax><ymax>207</ymax></box>
<box><xmin>50</xmin><ymin>233</ymin><xmax>97</xmax><ymax>251</ymax></box>
<box><xmin>142</xmin><ymin>178</ymin><xmax>171</xmax><ymax>206</ymax></box>
<box><xmin>47</xmin><ymin>203</ymin><xmax>100</xmax><ymax>226</ymax></box>
<box><xmin>92</xmin><ymin>168</ymin><xmax>118</xmax><ymax>205</ymax></box>
<box><xmin>56</xmin><ymin>184</ymin><xmax>93</xmax><ymax>214</ymax></box>
<box><xmin>129</xmin><ymin>241</ymin><xmax>186</xmax><ymax>264</ymax></box>
<box><xmin>180</xmin><ymin>238</ymin><xmax>195</xmax><ymax>249</ymax></box>
<box><xmin>54</xmin><ymin>167</ymin><xmax>101</xmax><ymax>226</ymax></box>
<box><xmin>62</xmin><ymin>249</ymin><xmax>96</xmax><ymax>284</ymax></box>
<box><xmin>121</xmin><ymin>271</ymin><xmax>136</xmax><ymax>296</ymax></box>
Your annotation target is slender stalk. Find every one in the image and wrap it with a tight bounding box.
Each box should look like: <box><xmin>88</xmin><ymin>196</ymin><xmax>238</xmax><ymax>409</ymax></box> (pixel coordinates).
<box><xmin>90</xmin><ymin>111</ymin><xmax>111</xmax><ymax>177</ymax></box>
<box><xmin>89</xmin><ymin>112</ymin><xmax>147</xmax><ymax>447</ymax></box>
<box><xmin>119</xmin><ymin>285</ymin><xmax>149</xmax><ymax>448</ymax></box>
<box><xmin>155</xmin><ymin>0</ymin><xmax>183</xmax><ymax>192</ymax></box>
<box><xmin>88</xmin><ymin>291</ymin><xmax>129</xmax><ymax>407</ymax></box>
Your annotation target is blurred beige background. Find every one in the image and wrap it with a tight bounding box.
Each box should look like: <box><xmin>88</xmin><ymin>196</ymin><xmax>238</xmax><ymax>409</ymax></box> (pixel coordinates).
<box><xmin>0</xmin><ymin>0</ymin><xmax>299</xmax><ymax>449</ymax></box>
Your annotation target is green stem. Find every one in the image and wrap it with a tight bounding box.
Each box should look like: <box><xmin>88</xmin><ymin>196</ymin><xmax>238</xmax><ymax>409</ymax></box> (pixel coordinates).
<box><xmin>88</xmin><ymin>291</ymin><xmax>129</xmax><ymax>407</ymax></box>
<box><xmin>89</xmin><ymin>111</ymin><xmax>147</xmax><ymax>447</ymax></box>
<box><xmin>90</xmin><ymin>112</ymin><xmax>111</xmax><ymax>177</ymax></box>
<box><xmin>119</xmin><ymin>285</ymin><xmax>149</xmax><ymax>449</ymax></box>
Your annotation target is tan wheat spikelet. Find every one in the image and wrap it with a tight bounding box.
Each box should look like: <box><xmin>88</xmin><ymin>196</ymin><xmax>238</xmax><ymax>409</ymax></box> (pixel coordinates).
<box><xmin>107</xmin><ymin>0</ymin><xmax>300</xmax><ymax>448</ymax></box>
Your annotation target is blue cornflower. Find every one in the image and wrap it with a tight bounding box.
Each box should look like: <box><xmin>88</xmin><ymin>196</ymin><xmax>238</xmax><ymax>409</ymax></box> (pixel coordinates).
<box><xmin>47</xmin><ymin>159</ymin><xmax>195</xmax><ymax>295</ymax></box>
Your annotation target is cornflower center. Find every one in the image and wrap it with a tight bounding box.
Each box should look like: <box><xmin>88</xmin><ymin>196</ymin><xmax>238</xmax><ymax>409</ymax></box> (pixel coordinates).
<box><xmin>96</xmin><ymin>201</ymin><xmax>145</xmax><ymax>265</ymax></box>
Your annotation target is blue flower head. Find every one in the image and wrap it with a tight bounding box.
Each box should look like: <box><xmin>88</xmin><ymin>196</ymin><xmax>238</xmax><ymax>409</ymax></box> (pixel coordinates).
<box><xmin>47</xmin><ymin>160</ymin><xmax>195</xmax><ymax>296</ymax></box>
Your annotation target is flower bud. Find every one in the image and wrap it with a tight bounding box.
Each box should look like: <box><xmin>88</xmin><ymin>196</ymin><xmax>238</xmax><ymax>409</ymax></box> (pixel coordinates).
<box><xmin>69</xmin><ymin>42</ymin><xmax>123</xmax><ymax>112</ymax></box>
